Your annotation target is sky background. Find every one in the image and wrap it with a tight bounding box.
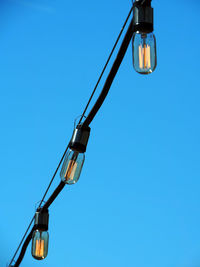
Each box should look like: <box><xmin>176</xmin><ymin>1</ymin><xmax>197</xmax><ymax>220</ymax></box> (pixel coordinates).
<box><xmin>1</xmin><ymin>0</ymin><xmax>200</xmax><ymax>266</ymax></box>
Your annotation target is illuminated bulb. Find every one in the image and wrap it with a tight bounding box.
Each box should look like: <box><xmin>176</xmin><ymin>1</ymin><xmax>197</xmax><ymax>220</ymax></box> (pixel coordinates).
<box><xmin>31</xmin><ymin>209</ymin><xmax>49</xmax><ymax>261</ymax></box>
<box><xmin>60</xmin><ymin>149</ymin><xmax>85</xmax><ymax>185</ymax></box>
<box><xmin>132</xmin><ymin>32</ymin><xmax>157</xmax><ymax>74</ymax></box>
<box><xmin>31</xmin><ymin>230</ymin><xmax>49</xmax><ymax>260</ymax></box>
<box><xmin>60</xmin><ymin>124</ymin><xmax>90</xmax><ymax>184</ymax></box>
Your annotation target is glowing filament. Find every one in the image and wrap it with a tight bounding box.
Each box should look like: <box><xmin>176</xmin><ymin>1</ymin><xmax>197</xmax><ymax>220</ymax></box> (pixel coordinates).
<box><xmin>64</xmin><ymin>160</ymin><xmax>77</xmax><ymax>181</ymax></box>
<box><xmin>35</xmin><ymin>240</ymin><xmax>45</xmax><ymax>258</ymax></box>
<box><xmin>139</xmin><ymin>44</ymin><xmax>151</xmax><ymax>69</ymax></box>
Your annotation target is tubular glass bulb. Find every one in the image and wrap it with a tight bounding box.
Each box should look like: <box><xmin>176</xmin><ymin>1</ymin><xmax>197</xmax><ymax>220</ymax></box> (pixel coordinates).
<box><xmin>31</xmin><ymin>230</ymin><xmax>49</xmax><ymax>260</ymax></box>
<box><xmin>60</xmin><ymin>149</ymin><xmax>85</xmax><ymax>184</ymax></box>
<box><xmin>132</xmin><ymin>32</ymin><xmax>157</xmax><ymax>74</ymax></box>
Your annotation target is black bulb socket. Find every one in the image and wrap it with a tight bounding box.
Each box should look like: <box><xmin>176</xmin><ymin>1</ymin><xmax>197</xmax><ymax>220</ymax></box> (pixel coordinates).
<box><xmin>133</xmin><ymin>0</ymin><xmax>153</xmax><ymax>33</ymax></box>
<box><xmin>34</xmin><ymin>208</ymin><xmax>49</xmax><ymax>231</ymax></box>
<box><xmin>69</xmin><ymin>124</ymin><xmax>91</xmax><ymax>153</ymax></box>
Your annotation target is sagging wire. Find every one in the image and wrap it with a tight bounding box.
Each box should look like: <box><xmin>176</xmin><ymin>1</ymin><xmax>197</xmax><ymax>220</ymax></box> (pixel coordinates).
<box><xmin>78</xmin><ymin>6</ymin><xmax>133</xmax><ymax>125</ymax></box>
<box><xmin>8</xmin><ymin>5</ymin><xmax>134</xmax><ymax>266</ymax></box>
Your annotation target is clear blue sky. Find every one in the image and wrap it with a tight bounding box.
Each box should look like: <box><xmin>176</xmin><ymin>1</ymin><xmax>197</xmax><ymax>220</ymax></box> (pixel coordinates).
<box><xmin>1</xmin><ymin>0</ymin><xmax>200</xmax><ymax>266</ymax></box>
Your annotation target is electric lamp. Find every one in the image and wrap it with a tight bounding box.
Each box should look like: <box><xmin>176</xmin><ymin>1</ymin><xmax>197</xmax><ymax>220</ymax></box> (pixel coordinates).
<box><xmin>60</xmin><ymin>125</ymin><xmax>90</xmax><ymax>184</ymax></box>
<box><xmin>31</xmin><ymin>209</ymin><xmax>49</xmax><ymax>260</ymax></box>
<box><xmin>132</xmin><ymin>0</ymin><xmax>157</xmax><ymax>74</ymax></box>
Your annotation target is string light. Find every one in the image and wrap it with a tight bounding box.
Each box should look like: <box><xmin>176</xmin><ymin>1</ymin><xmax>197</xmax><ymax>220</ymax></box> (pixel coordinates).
<box><xmin>31</xmin><ymin>209</ymin><xmax>49</xmax><ymax>261</ymax></box>
<box><xmin>60</xmin><ymin>125</ymin><xmax>91</xmax><ymax>184</ymax></box>
<box><xmin>132</xmin><ymin>0</ymin><xmax>157</xmax><ymax>74</ymax></box>
<box><xmin>8</xmin><ymin>1</ymin><xmax>157</xmax><ymax>265</ymax></box>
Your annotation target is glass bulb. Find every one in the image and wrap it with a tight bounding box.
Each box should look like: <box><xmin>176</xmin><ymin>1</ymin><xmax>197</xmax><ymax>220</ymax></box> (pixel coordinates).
<box><xmin>132</xmin><ymin>32</ymin><xmax>157</xmax><ymax>74</ymax></box>
<box><xmin>31</xmin><ymin>230</ymin><xmax>49</xmax><ymax>260</ymax></box>
<box><xmin>60</xmin><ymin>149</ymin><xmax>85</xmax><ymax>184</ymax></box>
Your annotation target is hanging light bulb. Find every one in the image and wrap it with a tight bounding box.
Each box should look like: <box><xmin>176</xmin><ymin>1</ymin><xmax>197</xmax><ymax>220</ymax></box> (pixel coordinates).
<box><xmin>31</xmin><ymin>209</ymin><xmax>49</xmax><ymax>260</ymax></box>
<box><xmin>132</xmin><ymin>32</ymin><xmax>156</xmax><ymax>74</ymax></box>
<box><xmin>60</xmin><ymin>124</ymin><xmax>91</xmax><ymax>185</ymax></box>
<box><xmin>60</xmin><ymin>149</ymin><xmax>85</xmax><ymax>184</ymax></box>
<box><xmin>132</xmin><ymin>0</ymin><xmax>157</xmax><ymax>74</ymax></box>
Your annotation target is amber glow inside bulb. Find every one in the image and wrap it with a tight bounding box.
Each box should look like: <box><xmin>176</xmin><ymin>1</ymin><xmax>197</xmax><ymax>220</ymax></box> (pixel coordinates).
<box><xmin>132</xmin><ymin>32</ymin><xmax>157</xmax><ymax>74</ymax></box>
<box><xmin>65</xmin><ymin>159</ymin><xmax>78</xmax><ymax>181</ymax></box>
<box><xmin>60</xmin><ymin>149</ymin><xmax>85</xmax><ymax>185</ymax></box>
<box><xmin>35</xmin><ymin>239</ymin><xmax>45</xmax><ymax>258</ymax></box>
<box><xmin>31</xmin><ymin>230</ymin><xmax>49</xmax><ymax>260</ymax></box>
<box><xmin>139</xmin><ymin>44</ymin><xmax>151</xmax><ymax>69</ymax></box>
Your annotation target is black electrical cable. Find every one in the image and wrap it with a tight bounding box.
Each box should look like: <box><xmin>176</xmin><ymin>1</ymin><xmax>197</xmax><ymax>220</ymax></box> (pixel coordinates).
<box><xmin>9</xmin><ymin>8</ymin><xmax>134</xmax><ymax>265</ymax></box>
<box><xmin>9</xmin><ymin>144</ymin><xmax>69</xmax><ymax>266</ymax></box>
<box><xmin>9</xmin><ymin>7</ymin><xmax>134</xmax><ymax>267</ymax></box>
<box><xmin>12</xmin><ymin>182</ymin><xmax>66</xmax><ymax>267</ymax></box>
<box><xmin>8</xmin><ymin>217</ymin><xmax>35</xmax><ymax>267</ymax></box>
<box><xmin>13</xmin><ymin>181</ymin><xmax>66</xmax><ymax>267</ymax></box>
<box><xmin>14</xmin><ymin>227</ymin><xmax>35</xmax><ymax>267</ymax></box>
<box><xmin>42</xmin><ymin>181</ymin><xmax>65</xmax><ymax>211</ymax></box>
<box><xmin>132</xmin><ymin>0</ymin><xmax>150</xmax><ymax>5</ymax></box>
<box><xmin>78</xmin><ymin>6</ymin><xmax>133</xmax><ymax>125</ymax></box>
<box><xmin>82</xmin><ymin>18</ymin><xmax>134</xmax><ymax>128</ymax></box>
<box><xmin>38</xmin><ymin>144</ymin><xmax>69</xmax><ymax>208</ymax></box>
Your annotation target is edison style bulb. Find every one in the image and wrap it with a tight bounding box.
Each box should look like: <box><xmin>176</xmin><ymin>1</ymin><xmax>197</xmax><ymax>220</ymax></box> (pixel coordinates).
<box><xmin>60</xmin><ymin>149</ymin><xmax>85</xmax><ymax>185</ymax></box>
<box><xmin>132</xmin><ymin>32</ymin><xmax>157</xmax><ymax>74</ymax></box>
<box><xmin>31</xmin><ymin>230</ymin><xmax>49</xmax><ymax>260</ymax></box>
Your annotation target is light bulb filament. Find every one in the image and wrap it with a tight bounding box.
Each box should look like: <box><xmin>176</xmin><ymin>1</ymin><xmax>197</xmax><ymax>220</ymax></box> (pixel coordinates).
<box><xmin>35</xmin><ymin>239</ymin><xmax>45</xmax><ymax>258</ymax></box>
<box><xmin>139</xmin><ymin>44</ymin><xmax>151</xmax><ymax>70</ymax></box>
<box><xmin>64</xmin><ymin>159</ymin><xmax>78</xmax><ymax>181</ymax></box>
